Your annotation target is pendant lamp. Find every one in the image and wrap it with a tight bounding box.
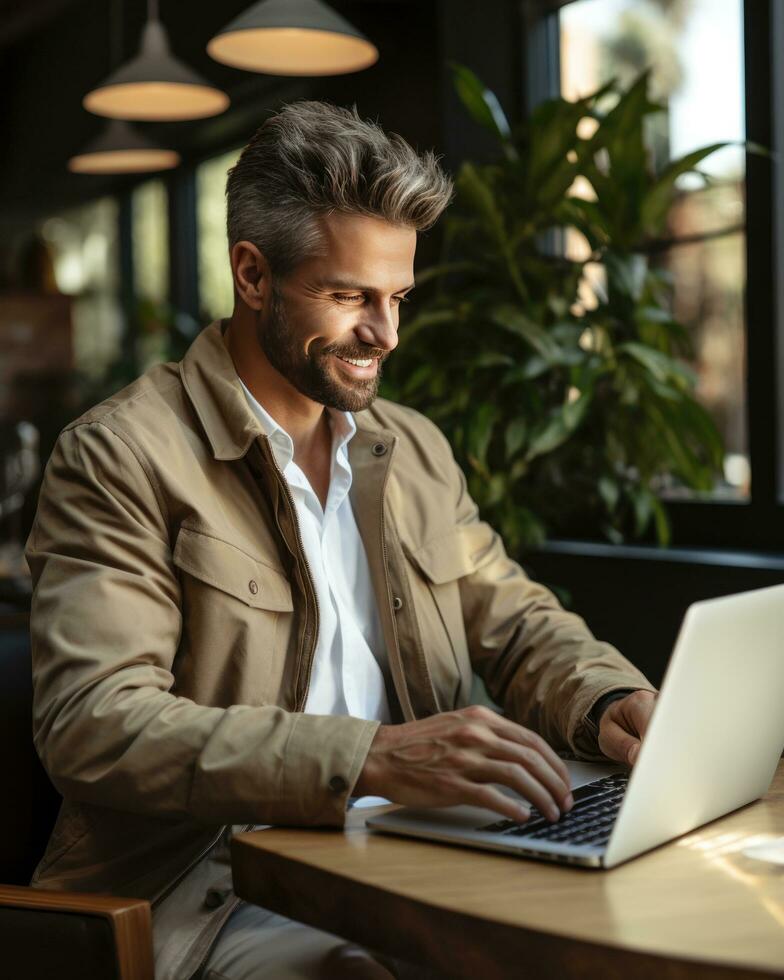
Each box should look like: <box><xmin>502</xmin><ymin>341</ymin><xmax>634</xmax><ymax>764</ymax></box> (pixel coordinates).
<box><xmin>67</xmin><ymin>119</ymin><xmax>180</xmax><ymax>174</ymax></box>
<box><xmin>207</xmin><ymin>0</ymin><xmax>379</xmax><ymax>76</ymax></box>
<box><xmin>83</xmin><ymin>0</ymin><xmax>229</xmax><ymax>121</ymax></box>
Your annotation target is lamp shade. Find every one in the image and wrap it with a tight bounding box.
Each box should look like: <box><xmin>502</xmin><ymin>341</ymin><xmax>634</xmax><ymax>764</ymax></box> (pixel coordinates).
<box><xmin>206</xmin><ymin>0</ymin><xmax>379</xmax><ymax>75</ymax></box>
<box><xmin>83</xmin><ymin>19</ymin><xmax>229</xmax><ymax>121</ymax></box>
<box><xmin>68</xmin><ymin>119</ymin><xmax>180</xmax><ymax>174</ymax></box>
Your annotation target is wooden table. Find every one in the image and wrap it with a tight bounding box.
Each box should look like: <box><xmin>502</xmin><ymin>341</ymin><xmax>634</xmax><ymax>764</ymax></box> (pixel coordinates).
<box><xmin>232</xmin><ymin>760</ymin><xmax>784</xmax><ymax>979</ymax></box>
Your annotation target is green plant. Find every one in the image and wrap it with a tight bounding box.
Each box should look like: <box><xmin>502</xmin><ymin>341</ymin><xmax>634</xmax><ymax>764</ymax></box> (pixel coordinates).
<box><xmin>381</xmin><ymin>65</ymin><xmax>739</xmax><ymax>553</ymax></box>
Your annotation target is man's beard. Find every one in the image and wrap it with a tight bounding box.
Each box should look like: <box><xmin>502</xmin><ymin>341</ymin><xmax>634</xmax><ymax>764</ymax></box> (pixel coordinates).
<box><xmin>255</xmin><ymin>283</ymin><xmax>386</xmax><ymax>412</ymax></box>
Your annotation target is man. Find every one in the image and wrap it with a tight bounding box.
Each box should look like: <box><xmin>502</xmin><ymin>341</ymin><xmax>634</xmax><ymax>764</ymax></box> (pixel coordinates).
<box><xmin>26</xmin><ymin>100</ymin><xmax>657</xmax><ymax>979</ymax></box>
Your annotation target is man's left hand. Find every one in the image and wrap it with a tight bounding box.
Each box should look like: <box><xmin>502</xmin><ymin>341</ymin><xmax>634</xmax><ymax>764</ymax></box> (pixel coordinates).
<box><xmin>597</xmin><ymin>690</ymin><xmax>658</xmax><ymax>766</ymax></box>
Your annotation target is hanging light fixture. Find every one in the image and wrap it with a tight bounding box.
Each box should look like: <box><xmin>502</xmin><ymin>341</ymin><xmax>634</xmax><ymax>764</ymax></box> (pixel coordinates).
<box><xmin>207</xmin><ymin>0</ymin><xmax>379</xmax><ymax>76</ymax></box>
<box><xmin>83</xmin><ymin>0</ymin><xmax>229</xmax><ymax>121</ymax></box>
<box><xmin>68</xmin><ymin>119</ymin><xmax>180</xmax><ymax>174</ymax></box>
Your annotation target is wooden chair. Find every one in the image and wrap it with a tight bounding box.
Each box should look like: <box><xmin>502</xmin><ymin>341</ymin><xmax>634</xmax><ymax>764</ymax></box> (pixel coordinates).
<box><xmin>0</xmin><ymin>606</ymin><xmax>154</xmax><ymax>980</ymax></box>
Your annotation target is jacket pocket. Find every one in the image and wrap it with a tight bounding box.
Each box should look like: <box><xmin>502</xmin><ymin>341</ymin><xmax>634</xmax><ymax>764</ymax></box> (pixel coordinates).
<box><xmin>173</xmin><ymin>525</ymin><xmax>293</xmax><ymax>612</ymax></box>
<box><xmin>172</xmin><ymin>524</ymin><xmax>293</xmax><ymax>706</ymax></box>
<box><xmin>402</xmin><ymin>528</ymin><xmax>476</xmax><ymax>710</ymax></box>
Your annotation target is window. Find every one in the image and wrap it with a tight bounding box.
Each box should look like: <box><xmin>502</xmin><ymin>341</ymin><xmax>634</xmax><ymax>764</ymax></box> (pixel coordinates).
<box><xmin>131</xmin><ymin>179</ymin><xmax>169</xmax><ymax>370</ymax></box>
<box><xmin>559</xmin><ymin>0</ymin><xmax>748</xmax><ymax>500</ymax></box>
<box><xmin>131</xmin><ymin>179</ymin><xmax>169</xmax><ymax>305</ymax></box>
<box><xmin>39</xmin><ymin>197</ymin><xmax>122</xmax><ymax>380</ymax></box>
<box><xmin>196</xmin><ymin>147</ymin><xmax>242</xmax><ymax>322</ymax></box>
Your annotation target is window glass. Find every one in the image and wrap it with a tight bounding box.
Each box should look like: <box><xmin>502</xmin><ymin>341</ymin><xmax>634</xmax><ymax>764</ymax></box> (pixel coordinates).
<box><xmin>196</xmin><ymin>147</ymin><xmax>242</xmax><ymax>322</ymax></box>
<box><xmin>560</xmin><ymin>0</ymin><xmax>748</xmax><ymax>499</ymax></box>
<box><xmin>131</xmin><ymin>179</ymin><xmax>169</xmax><ymax>305</ymax></box>
<box><xmin>131</xmin><ymin>179</ymin><xmax>170</xmax><ymax>371</ymax></box>
<box><xmin>39</xmin><ymin>197</ymin><xmax>122</xmax><ymax>379</ymax></box>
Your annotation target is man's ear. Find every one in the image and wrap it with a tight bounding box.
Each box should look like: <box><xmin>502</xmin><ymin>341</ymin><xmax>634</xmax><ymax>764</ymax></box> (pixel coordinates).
<box><xmin>231</xmin><ymin>241</ymin><xmax>269</xmax><ymax>311</ymax></box>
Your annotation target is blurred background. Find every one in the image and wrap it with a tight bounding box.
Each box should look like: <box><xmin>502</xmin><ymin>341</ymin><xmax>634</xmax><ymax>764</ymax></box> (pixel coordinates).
<box><xmin>1</xmin><ymin>0</ymin><xmax>783</xmax><ymax>692</ymax></box>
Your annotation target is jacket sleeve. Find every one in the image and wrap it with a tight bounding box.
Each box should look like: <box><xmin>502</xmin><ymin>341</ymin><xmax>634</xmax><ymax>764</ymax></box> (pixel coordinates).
<box><xmin>429</xmin><ymin>426</ymin><xmax>657</xmax><ymax>762</ymax></box>
<box><xmin>25</xmin><ymin>420</ymin><xmax>379</xmax><ymax>826</ymax></box>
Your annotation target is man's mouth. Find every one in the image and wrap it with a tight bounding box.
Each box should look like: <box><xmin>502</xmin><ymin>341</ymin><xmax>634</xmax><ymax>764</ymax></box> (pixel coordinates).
<box><xmin>337</xmin><ymin>355</ymin><xmax>374</xmax><ymax>367</ymax></box>
<box><xmin>332</xmin><ymin>353</ymin><xmax>379</xmax><ymax>378</ymax></box>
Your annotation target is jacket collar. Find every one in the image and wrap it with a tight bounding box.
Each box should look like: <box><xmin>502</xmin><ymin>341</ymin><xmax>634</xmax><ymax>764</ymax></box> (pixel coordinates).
<box><xmin>179</xmin><ymin>318</ymin><xmax>387</xmax><ymax>461</ymax></box>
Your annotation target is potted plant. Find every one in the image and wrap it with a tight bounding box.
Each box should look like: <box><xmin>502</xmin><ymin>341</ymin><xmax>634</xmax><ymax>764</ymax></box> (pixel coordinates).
<box><xmin>381</xmin><ymin>64</ymin><xmax>736</xmax><ymax>554</ymax></box>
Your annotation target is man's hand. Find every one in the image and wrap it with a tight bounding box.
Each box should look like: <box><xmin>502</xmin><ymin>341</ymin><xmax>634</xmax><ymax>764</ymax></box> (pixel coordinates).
<box><xmin>597</xmin><ymin>690</ymin><xmax>658</xmax><ymax>766</ymax></box>
<box><xmin>354</xmin><ymin>705</ymin><xmax>573</xmax><ymax>823</ymax></box>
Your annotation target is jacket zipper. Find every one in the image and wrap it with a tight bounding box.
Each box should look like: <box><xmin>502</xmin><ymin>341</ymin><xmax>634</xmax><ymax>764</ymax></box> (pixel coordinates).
<box><xmin>276</xmin><ymin>471</ymin><xmax>320</xmax><ymax>709</ymax></box>
<box><xmin>150</xmin><ymin>826</ymin><xmax>225</xmax><ymax>910</ymax></box>
<box><xmin>256</xmin><ymin>437</ymin><xmax>320</xmax><ymax>710</ymax></box>
<box><xmin>168</xmin><ymin>823</ymin><xmax>257</xmax><ymax>980</ymax></box>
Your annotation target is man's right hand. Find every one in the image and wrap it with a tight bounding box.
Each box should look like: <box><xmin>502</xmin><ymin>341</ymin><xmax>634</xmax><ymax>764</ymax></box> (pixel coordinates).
<box><xmin>353</xmin><ymin>705</ymin><xmax>573</xmax><ymax>823</ymax></box>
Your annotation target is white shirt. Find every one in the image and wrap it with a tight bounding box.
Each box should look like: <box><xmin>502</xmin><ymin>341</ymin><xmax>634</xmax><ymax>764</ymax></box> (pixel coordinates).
<box><xmin>238</xmin><ymin>378</ymin><xmax>392</xmax><ymax>724</ymax></box>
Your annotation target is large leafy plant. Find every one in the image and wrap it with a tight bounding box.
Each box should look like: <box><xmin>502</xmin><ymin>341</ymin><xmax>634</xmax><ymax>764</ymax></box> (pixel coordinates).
<box><xmin>381</xmin><ymin>65</ymin><xmax>731</xmax><ymax>553</ymax></box>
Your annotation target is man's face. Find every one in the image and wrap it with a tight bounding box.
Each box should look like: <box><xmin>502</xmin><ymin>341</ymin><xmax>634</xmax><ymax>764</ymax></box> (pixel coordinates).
<box><xmin>254</xmin><ymin>212</ymin><xmax>417</xmax><ymax>413</ymax></box>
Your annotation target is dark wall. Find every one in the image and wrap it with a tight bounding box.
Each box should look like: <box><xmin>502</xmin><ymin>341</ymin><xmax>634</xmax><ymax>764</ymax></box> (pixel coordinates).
<box><xmin>524</xmin><ymin>544</ymin><xmax>784</xmax><ymax>687</ymax></box>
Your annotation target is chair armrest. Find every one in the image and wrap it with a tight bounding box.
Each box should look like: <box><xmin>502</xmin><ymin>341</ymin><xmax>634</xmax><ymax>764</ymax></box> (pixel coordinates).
<box><xmin>0</xmin><ymin>884</ymin><xmax>153</xmax><ymax>980</ymax></box>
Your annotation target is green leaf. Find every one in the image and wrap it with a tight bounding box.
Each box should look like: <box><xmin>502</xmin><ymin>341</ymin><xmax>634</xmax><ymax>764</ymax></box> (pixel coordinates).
<box><xmin>401</xmin><ymin>362</ymin><xmax>432</xmax><ymax>396</ymax></box>
<box><xmin>641</xmin><ymin>142</ymin><xmax>729</xmax><ymax>235</ymax></box>
<box><xmin>448</xmin><ymin>61</ymin><xmax>514</xmax><ymax>145</ymax></box>
<box><xmin>630</xmin><ymin>486</ymin><xmax>653</xmax><ymax>536</ymax></box>
<box><xmin>504</xmin><ymin>418</ymin><xmax>528</xmax><ymax>460</ymax></box>
<box><xmin>524</xmin><ymin>389</ymin><xmax>592</xmax><ymax>462</ymax></box>
<box><xmin>413</xmin><ymin>260</ymin><xmax>484</xmax><ymax>287</ymax></box>
<box><xmin>605</xmin><ymin>253</ymin><xmax>648</xmax><ymax>301</ymax></box>
<box><xmin>650</xmin><ymin>495</ymin><xmax>671</xmax><ymax>547</ymax></box>
<box><xmin>488</xmin><ymin>304</ymin><xmax>562</xmax><ymax>360</ymax></box>
<box><xmin>474</xmin><ymin>352</ymin><xmax>515</xmax><ymax>369</ymax></box>
<box><xmin>598</xmin><ymin>475</ymin><xmax>620</xmax><ymax>513</ymax></box>
<box><xmin>525</xmin><ymin>98</ymin><xmax>584</xmax><ymax>196</ymax></box>
<box><xmin>465</xmin><ymin>402</ymin><xmax>498</xmax><ymax>470</ymax></box>
<box><xmin>395</xmin><ymin>309</ymin><xmax>454</xmax><ymax>349</ymax></box>
<box><xmin>509</xmin><ymin>457</ymin><xmax>529</xmax><ymax>482</ymax></box>
<box><xmin>521</xmin><ymin>357</ymin><xmax>550</xmax><ymax>380</ymax></box>
<box><xmin>485</xmin><ymin>473</ymin><xmax>507</xmax><ymax>506</ymax></box>
<box><xmin>619</xmin><ymin>341</ymin><xmax>695</xmax><ymax>386</ymax></box>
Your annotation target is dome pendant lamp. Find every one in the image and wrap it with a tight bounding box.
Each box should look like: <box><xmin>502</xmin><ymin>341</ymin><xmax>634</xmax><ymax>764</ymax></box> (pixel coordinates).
<box><xmin>207</xmin><ymin>0</ymin><xmax>379</xmax><ymax>76</ymax></box>
<box><xmin>67</xmin><ymin>119</ymin><xmax>180</xmax><ymax>174</ymax></box>
<box><xmin>83</xmin><ymin>0</ymin><xmax>229</xmax><ymax>121</ymax></box>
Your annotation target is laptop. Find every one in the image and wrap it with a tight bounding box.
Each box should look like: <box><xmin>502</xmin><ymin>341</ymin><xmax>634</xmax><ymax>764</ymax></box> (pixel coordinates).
<box><xmin>367</xmin><ymin>583</ymin><xmax>784</xmax><ymax>869</ymax></box>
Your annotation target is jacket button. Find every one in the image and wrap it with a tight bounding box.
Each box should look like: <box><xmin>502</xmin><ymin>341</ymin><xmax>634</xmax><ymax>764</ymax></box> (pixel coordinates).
<box><xmin>392</xmin><ymin>595</ymin><xmax>403</xmax><ymax>611</ymax></box>
<box><xmin>371</xmin><ymin>442</ymin><xmax>387</xmax><ymax>456</ymax></box>
<box><xmin>204</xmin><ymin>886</ymin><xmax>231</xmax><ymax>909</ymax></box>
<box><xmin>329</xmin><ymin>775</ymin><xmax>348</xmax><ymax>794</ymax></box>
<box><xmin>249</xmin><ymin>580</ymin><xmax>258</xmax><ymax>595</ymax></box>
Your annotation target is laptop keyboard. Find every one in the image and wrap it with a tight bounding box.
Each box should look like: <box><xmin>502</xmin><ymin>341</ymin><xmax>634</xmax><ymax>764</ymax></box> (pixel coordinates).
<box><xmin>477</xmin><ymin>773</ymin><xmax>629</xmax><ymax>848</ymax></box>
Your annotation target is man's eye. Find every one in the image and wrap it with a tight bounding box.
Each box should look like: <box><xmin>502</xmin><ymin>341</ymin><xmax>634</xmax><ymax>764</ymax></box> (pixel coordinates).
<box><xmin>335</xmin><ymin>294</ymin><xmax>410</xmax><ymax>304</ymax></box>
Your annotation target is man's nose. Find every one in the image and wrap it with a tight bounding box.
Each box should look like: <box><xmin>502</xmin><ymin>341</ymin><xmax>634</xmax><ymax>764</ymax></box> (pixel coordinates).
<box><xmin>355</xmin><ymin>303</ymin><xmax>399</xmax><ymax>354</ymax></box>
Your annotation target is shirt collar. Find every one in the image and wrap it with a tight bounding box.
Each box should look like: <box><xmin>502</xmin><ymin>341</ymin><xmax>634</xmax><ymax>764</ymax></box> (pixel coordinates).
<box><xmin>238</xmin><ymin>376</ymin><xmax>356</xmax><ymax>473</ymax></box>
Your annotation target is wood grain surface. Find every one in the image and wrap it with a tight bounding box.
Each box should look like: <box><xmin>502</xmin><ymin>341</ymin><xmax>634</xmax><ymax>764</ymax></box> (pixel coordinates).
<box><xmin>232</xmin><ymin>759</ymin><xmax>784</xmax><ymax>979</ymax></box>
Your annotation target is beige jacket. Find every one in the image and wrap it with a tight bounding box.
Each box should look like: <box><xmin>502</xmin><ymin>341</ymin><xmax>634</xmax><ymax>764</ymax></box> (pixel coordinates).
<box><xmin>25</xmin><ymin>318</ymin><xmax>655</xmax><ymax>978</ymax></box>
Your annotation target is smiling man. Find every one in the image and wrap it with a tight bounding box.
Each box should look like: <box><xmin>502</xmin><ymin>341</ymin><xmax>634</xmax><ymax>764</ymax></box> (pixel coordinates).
<box><xmin>26</xmin><ymin>100</ymin><xmax>657</xmax><ymax>980</ymax></box>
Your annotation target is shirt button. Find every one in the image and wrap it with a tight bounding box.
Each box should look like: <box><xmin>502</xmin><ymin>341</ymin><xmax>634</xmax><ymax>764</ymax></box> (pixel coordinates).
<box><xmin>371</xmin><ymin>442</ymin><xmax>387</xmax><ymax>456</ymax></box>
<box><xmin>392</xmin><ymin>595</ymin><xmax>403</xmax><ymax>611</ymax></box>
<box><xmin>249</xmin><ymin>580</ymin><xmax>258</xmax><ymax>595</ymax></box>
<box><xmin>329</xmin><ymin>775</ymin><xmax>349</xmax><ymax>794</ymax></box>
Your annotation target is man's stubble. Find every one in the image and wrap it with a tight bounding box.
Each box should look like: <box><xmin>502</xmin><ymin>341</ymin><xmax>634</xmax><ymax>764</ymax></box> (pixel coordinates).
<box><xmin>256</xmin><ymin>283</ymin><xmax>387</xmax><ymax>413</ymax></box>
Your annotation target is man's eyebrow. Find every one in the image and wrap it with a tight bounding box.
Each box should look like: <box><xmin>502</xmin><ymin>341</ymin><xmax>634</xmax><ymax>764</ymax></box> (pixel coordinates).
<box><xmin>316</xmin><ymin>278</ymin><xmax>416</xmax><ymax>293</ymax></box>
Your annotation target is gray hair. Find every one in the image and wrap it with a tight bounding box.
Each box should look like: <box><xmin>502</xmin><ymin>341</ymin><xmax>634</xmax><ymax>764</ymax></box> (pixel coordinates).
<box><xmin>225</xmin><ymin>99</ymin><xmax>454</xmax><ymax>280</ymax></box>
